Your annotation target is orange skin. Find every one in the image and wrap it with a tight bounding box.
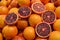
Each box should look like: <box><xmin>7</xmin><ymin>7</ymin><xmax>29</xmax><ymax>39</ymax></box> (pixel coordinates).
<box><xmin>0</xmin><ymin>6</ymin><xmax>9</xmax><ymax>15</ymax></box>
<box><xmin>17</xmin><ymin>20</ymin><xmax>28</xmax><ymax>30</ymax></box>
<box><xmin>2</xmin><ymin>25</ymin><xmax>18</xmax><ymax>39</ymax></box>
<box><xmin>0</xmin><ymin>33</ymin><xmax>3</xmax><ymax>40</ymax></box>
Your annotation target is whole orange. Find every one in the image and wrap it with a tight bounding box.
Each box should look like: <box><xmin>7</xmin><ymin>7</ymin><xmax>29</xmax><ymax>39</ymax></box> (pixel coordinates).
<box><xmin>53</xmin><ymin>19</ymin><xmax>60</xmax><ymax>31</ymax></box>
<box><xmin>0</xmin><ymin>33</ymin><xmax>3</xmax><ymax>40</ymax></box>
<box><xmin>9</xmin><ymin>8</ymin><xmax>18</xmax><ymax>14</ymax></box>
<box><xmin>45</xmin><ymin>3</ymin><xmax>55</xmax><ymax>11</ymax></box>
<box><xmin>55</xmin><ymin>6</ymin><xmax>60</xmax><ymax>18</ymax></box>
<box><xmin>23</xmin><ymin>27</ymin><xmax>35</xmax><ymax>40</ymax></box>
<box><xmin>2</xmin><ymin>25</ymin><xmax>18</xmax><ymax>39</ymax></box>
<box><xmin>18</xmin><ymin>0</ymin><xmax>30</xmax><ymax>6</ymax></box>
<box><xmin>17</xmin><ymin>20</ymin><xmax>28</xmax><ymax>30</ymax></box>
<box><xmin>49</xmin><ymin>31</ymin><xmax>60</xmax><ymax>40</ymax></box>
<box><xmin>0</xmin><ymin>6</ymin><xmax>9</xmax><ymax>15</ymax></box>
<box><xmin>29</xmin><ymin>14</ymin><xmax>42</xmax><ymax>27</ymax></box>
<box><xmin>0</xmin><ymin>15</ymin><xmax>6</xmax><ymax>28</ymax></box>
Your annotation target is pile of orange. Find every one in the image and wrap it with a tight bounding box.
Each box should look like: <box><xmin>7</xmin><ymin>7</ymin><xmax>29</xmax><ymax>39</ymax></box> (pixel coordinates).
<box><xmin>0</xmin><ymin>0</ymin><xmax>60</xmax><ymax>40</ymax></box>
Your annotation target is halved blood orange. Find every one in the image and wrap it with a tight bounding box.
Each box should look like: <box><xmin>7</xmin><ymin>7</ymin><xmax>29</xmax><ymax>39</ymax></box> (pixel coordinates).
<box><xmin>42</xmin><ymin>10</ymin><xmax>56</xmax><ymax>24</ymax></box>
<box><xmin>5</xmin><ymin>13</ymin><xmax>18</xmax><ymax>25</ymax></box>
<box><xmin>35</xmin><ymin>22</ymin><xmax>51</xmax><ymax>38</ymax></box>
<box><xmin>18</xmin><ymin>6</ymin><xmax>31</xmax><ymax>18</ymax></box>
<box><xmin>31</xmin><ymin>2</ymin><xmax>46</xmax><ymax>14</ymax></box>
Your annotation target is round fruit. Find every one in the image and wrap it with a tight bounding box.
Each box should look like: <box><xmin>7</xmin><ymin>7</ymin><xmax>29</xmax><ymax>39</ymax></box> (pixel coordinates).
<box><xmin>53</xmin><ymin>19</ymin><xmax>60</xmax><ymax>31</ymax></box>
<box><xmin>18</xmin><ymin>6</ymin><xmax>31</xmax><ymax>18</ymax></box>
<box><xmin>5</xmin><ymin>13</ymin><xmax>18</xmax><ymax>25</ymax></box>
<box><xmin>12</xmin><ymin>36</ymin><xmax>25</xmax><ymax>40</ymax></box>
<box><xmin>40</xmin><ymin>0</ymin><xmax>49</xmax><ymax>4</ymax></box>
<box><xmin>35</xmin><ymin>22</ymin><xmax>51</xmax><ymax>38</ymax></box>
<box><xmin>55</xmin><ymin>6</ymin><xmax>60</xmax><ymax>18</ymax></box>
<box><xmin>9</xmin><ymin>8</ymin><xmax>18</xmax><ymax>14</ymax></box>
<box><xmin>35</xmin><ymin>37</ymin><xmax>47</xmax><ymax>40</ymax></box>
<box><xmin>50</xmin><ymin>0</ymin><xmax>60</xmax><ymax>6</ymax></box>
<box><xmin>49</xmin><ymin>31</ymin><xmax>60</xmax><ymax>40</ymax></box>
<box><xmin>29</xmin><ymin>14</ymin><xmax>42</xmax><ymax>27</ymax></box>
<box><xmin>23</xmin><ymin>27</ymin><xmax>35</xmax><ymax>40</ymax></box>
<box><xmin>45</xmin><ymin>3</ymin><xmax>55</xmax><ymax>11</ymax></box>
<box><xmin>0</xmin><ymin>15</ymin><xmax>6</xmax><ymax>28</ymax></box>
<box><xmin>31</xmin><ymin>2</ymin><xmax>46</xmax><ymax>14</ymax></box>
<box><xmin>42</xmin><ymin>10</ymin><xmax>56</xmax><ymax>24</ymax></box>
<box><xmin>0</xmin><ymin>6</ymin><xmax>9</xmax><ymax>15</ymax></box>
<box><xmin>0</xmin><ymin>33</ymin><xmax>3</xmax><ymax>40</ymax></box>
<box><xmin>17</xmin><ymin>20</ymin><xmax>28</xmax><ymax>30</ymax></box>
<box><xmin>18</xmin><ymin>0</ymin><xmax>30</xmax><ymax>6</ymax></box>
<box><xmin>2</xmin><ymin>25</ymin><xmax>18</xmax><ymax>39</ymax></box>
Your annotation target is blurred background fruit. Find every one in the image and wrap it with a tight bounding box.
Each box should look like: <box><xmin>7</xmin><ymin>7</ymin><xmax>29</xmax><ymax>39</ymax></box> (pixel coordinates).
<box><xmin>53</xmin><ymin>19</ymin><xmax>60</xmax><ymax>31</ymax></box>
<box><xmin>0</xmin><ymin>6</ymin><xmax>9</xmax><ymax>15</ymax></box>
<box><xmin>29</xmin><ymin>14</ymin><xmax>42</xmax><ymax>27</ymax></box>
<box><xmin>49</xmin><ymin>31</ymin><xmax>60</xmax><ymax>40</ymax></box>
<box><xmin>2</xmin><ymin>25</ymin><xmax>18</xmax><ymax>39</ymax></box>
<box><xmin>23</xmin><ymin>27</ymin><xmax>35</xmax><ymax>40</ymax></box>
<box><xmin>0</xmin><ymin>33</ymin><xmax>3</xmax><ymax>40</ymax></box>
<box><xmin>55</xmin><ymin>6</ymin><xmax>60</xmax><ymax>18</ymax></box>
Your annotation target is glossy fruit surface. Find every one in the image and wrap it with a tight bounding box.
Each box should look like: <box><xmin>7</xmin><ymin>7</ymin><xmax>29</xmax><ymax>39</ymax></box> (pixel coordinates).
<box><xmin>18</xmin><ymin>0</ymin><xmax>30</xmax><ymax>6</ymax></box>
<box><xmin>49</xmin><ymin>31</ymin><xmax>60</xmax><ymax>40</ymax></box>
<box><xmin>0</xmin><ymin>6</ymin><xmax>9</xmax><ymax>15</ymax></box>
<box><xmin>35</xmin><ymin>22</ymin><xmax>51</xmax><ymax>38</ymax></box>
<box><xmin>45</xmin><ymin>3</ymin><xmax>55</xmax><ymax>11</ymax></box>
<box><xmin>55</xmin><ymin>6</ymin><xmax>60</xmax><ymax>18</ymax></box>
<box><xmin>18</xmin><ymin>6</ymin><xmax>31</xmax><ymax>18</ymax></box>
<box><xmin>0</xmin><ymin>33</ymin><xmax>3</xmax><ymax>40</ymax></box>
<box><xmin>0</xmin><ymin>15</ymin><xmax>6</xmax><ymax>28</ymax></box>
<box><xmin>53</xmin><ymin>19</ymin><xmax>60</xmax><ymax>31</ymax></box>
<box><xmin>29</xmin><ymin>14</ymin><xmax>42</xmax><ymax>27</ymax></box>
<box><xmin>2</xmin><ymin>25</ymin><xmax>18</xmax><ymax>39</ymax></box>
<box><xmin>17</xmin><ymin>20</ymin><xmax>28</xmax><ymax>30</ymax></box>
<box><xmin>23</xmin><ymin>27</ymin><xmax>35</xmax><ymax>40</ymax></box>
<box><xmin>31</xmin><ymin>2</ymin><xmax>46</xmax><ymax>14</ymax></box>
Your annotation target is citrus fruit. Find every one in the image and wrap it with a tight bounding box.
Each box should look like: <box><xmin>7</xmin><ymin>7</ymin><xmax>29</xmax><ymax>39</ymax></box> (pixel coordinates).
<box><xmin>31</xmin><ymin>2</ymin><xmax>46</xmax><ymax>14</ymax></box>
<box><xmin>17</xmin><ymin>19</ymin><xmax>28</xmax><ymax>30</ymax></box>
<box><xmin>55</xmin><ymin>6</ymin><xmax>60</xmax><ymax>18</ymax></box>
<box><xmin>12</xmin><ymin>36</ymin><xmax>25</xmax><ymax>40</ymax></box>
<box><xmin>0</xmin><ymin>6</ymin><xmax>9</xmax><ymax>15</ymax></box>
<box><xmin>45</xmin><ymin>3</ymin><xmax>55</xmax><ymax>11</ymax></box>
<box><xmin>53</xmin><ymin>19</ymin><xmax>60</xmax><ymax>31</ymax></box>
<box><xmin>49</xmin><ymin>31</ymin><xmax>60</xmax><ymax>40</ymax></box>
<box><xmin>0</xmin><ymin>15</ymin><xmax>6</xmax><ymax>28</ymax></box>
<box><xmin>35</xmin><ymin>22</ymin><xmax>51</xmax><ymax>38</ymax></box>
<box><xmin>40</xmin><ymin>0</ymin><xmax>49</xmax><ymax>4</ymax></box>
<box><xmin>35</xmin><ymin>37</ymin><xmax>47</xmax><ymax>40</ymax></box>
<box><xmin>0</xmin><ymin>33</ymin><xmax>3</xmax><ymax>40</ymax></box>
<box><xmin>18</xmin><ymin>0</ymin><xmax>30</xmax><ymax>6</ymax></box>
<box><xmin>23</xmin><ymin>27</ymin><xmax>35</xmax><ymax>40</ymax></box>
<box><xmin>5</xmin><ymin>13</ymin><xmax>18</xmax><ymax>25</ymax></box>
<box><xmin>42</xmin><ymin>10</ymin><xmax>56</xmax><ymax>24</ymax></box>
<box><xmin>29</xmin><ymin>14</ymin><xmax>42</xmax><ymax>27</ymax></box>
<box><xmin>2</xmin><ymin>25</ymin><xmax>18</xmax><ymax>39</ymax></box>
<box><xmin>18</xmin><ymin>6</ymin><xmax>31</xmax><ymax>18</ymax></box>
<box><xmin>9</xmin><ymin>8</ymin><xmax>18</xmax><ymax>14</ymax></box>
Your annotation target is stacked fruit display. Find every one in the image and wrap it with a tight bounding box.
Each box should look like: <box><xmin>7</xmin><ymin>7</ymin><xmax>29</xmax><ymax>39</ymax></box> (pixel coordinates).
<box><xmin>0</xmin><ymin>0</ymin><xmax>60</xmax><ymax>40</ymax></box>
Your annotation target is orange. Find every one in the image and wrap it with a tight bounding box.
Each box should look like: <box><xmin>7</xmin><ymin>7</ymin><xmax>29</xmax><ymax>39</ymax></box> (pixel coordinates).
<box><xmin>45</xmin><ymin>3</ymin><xmax>55</xmax><ymax>11</ymax></box>
<box><xmin>53</xmin><ymin>19</ymin><xmax>60</xmax><ymax>31</ymax></box>
<box><xmin>2</xmin><ymin>25</ymin><xmax>18</xmax><ymax>39</ymax></box>
<box><xmin>55</xmin><ymin>6</ymin><xmax>60</xmax><ymax>18</ymax></box>
<box><xmin>49</xmin><ymin>31</ymin><xmax>60</xmax><ymax>40</ymax></box>
<box><xmin>0</xmin><ymin>6</ymin><xmax>9</xmax><ymax>15</ymax></box>
<box><xmin>23</xmin><ymin>27</ymin><xmax>35</xmax><ymax>40</ymax></box>
<box><xmin>0</xmin><ymin>33</ymin><xmax>3</xmax><ymax>40</ymax></box>
<box><xmin>29</xmin><ymin>14</ymin><xmax>42</xmax><ymax>27</ymax></box>
<box><xmin>9</xmin><ymin>8</ymin><xmax>18</xmax><ymax>14</ymax></box>
<box><xmin>18</xmin><ymin>0</ymin><xmax>30</xmax><ymax>6</ymax></box>
<box><xmin>0</xmin><ymin>15</ymin><xmax>6</xmax><ymax>28</ymax></box>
